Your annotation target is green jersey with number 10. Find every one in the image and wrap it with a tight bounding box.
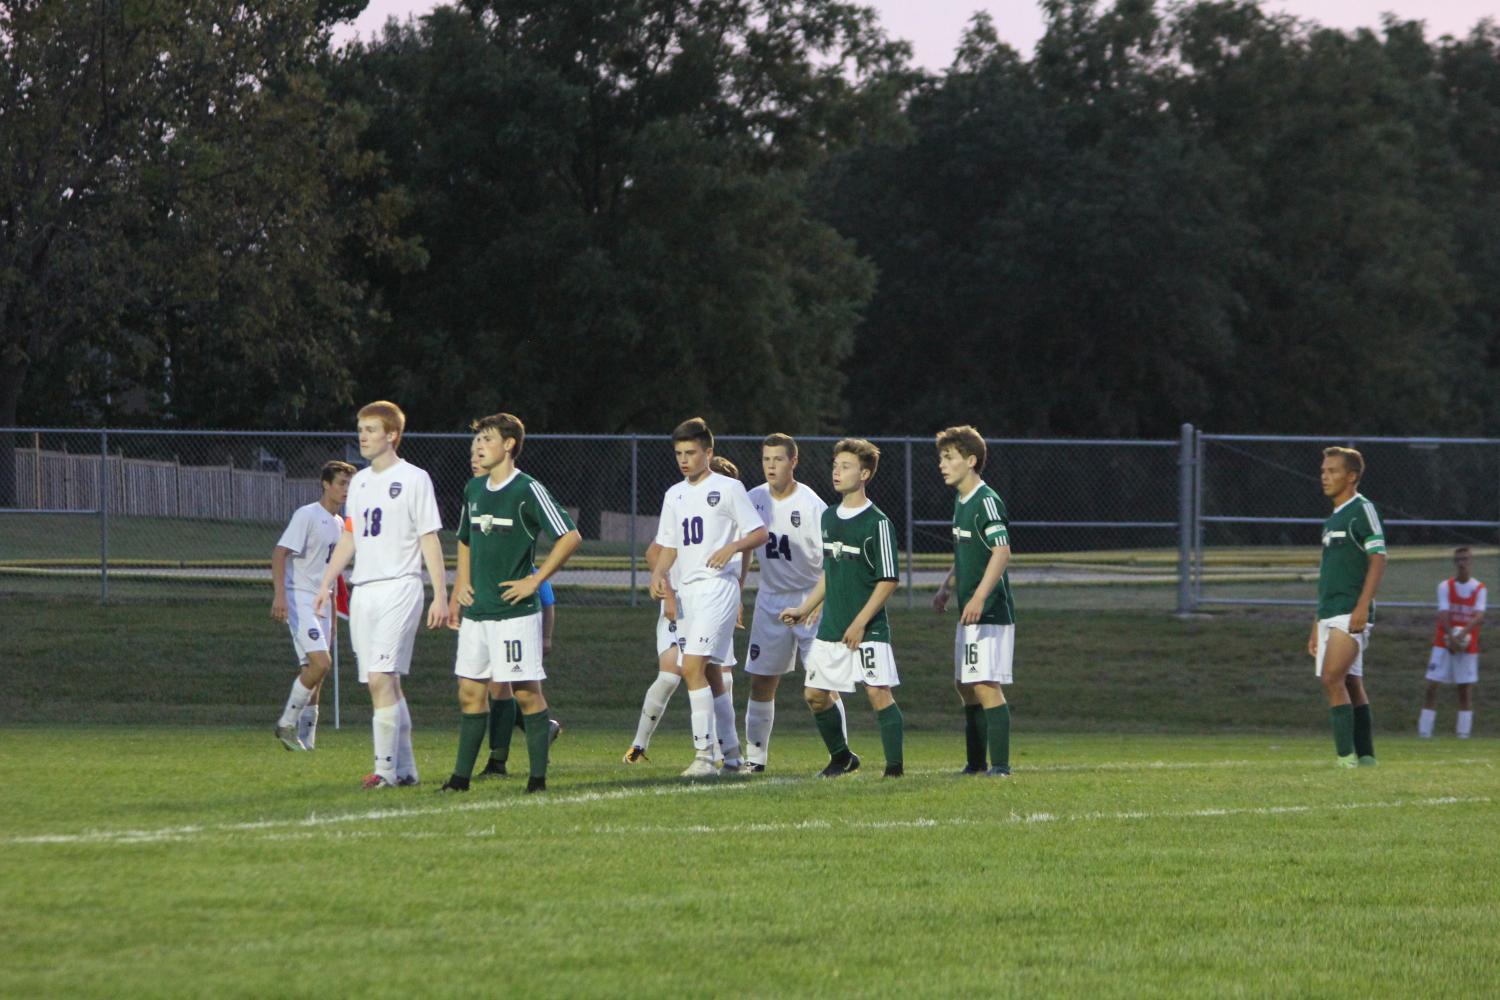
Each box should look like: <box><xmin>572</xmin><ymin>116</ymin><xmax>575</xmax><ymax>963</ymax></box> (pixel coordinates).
<box><xmin>457</xmin><ymin>470</ymin><xmax>575</xmax><ymax>621</ymax></box>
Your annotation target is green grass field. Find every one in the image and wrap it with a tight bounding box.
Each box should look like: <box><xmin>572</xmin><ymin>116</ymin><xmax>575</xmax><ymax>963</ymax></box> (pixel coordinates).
<box><xmin>3</xmin><ymin>599</ymin><xmax>1497</xmax><ymax>996</ymax></box>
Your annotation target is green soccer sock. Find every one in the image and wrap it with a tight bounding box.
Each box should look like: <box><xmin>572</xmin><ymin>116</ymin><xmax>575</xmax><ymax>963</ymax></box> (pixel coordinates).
<box><xmin>1329</xmin><ymin>704</ymin><xmax>1355</xmax><ymax>758</ymax></box>
<box><xmin>1353</xmin><ymin>703</ymin><xmax>1375</xmax><ymax>758</ymax></box>
<box><xmin>523</xmin><ymin>709</ymin><xmax>551</xmax><ymax>779</ymax></box>
<box><xmin>454</xmin><ymin>711</ymin><xmax>489</xmax><ymax>780</ymax></box>
<box><xmin>813</xmin><ymin>706</ymin><xmax>849</xmax><ymax>757</ymax></box>
<box><xmin>877</xmin><ymin>703</ymin><xmax>904</xmax><ymax>768</ymax></box>
<box><xmin>964</xmin><ymin>704</ymin><xmax>987</xmax><ymax>769</ymax></box>
<box><xmin>985</xmin><ymin>703</ymin><xmax>1011</xmax><ymax>772</ymax></box>
<box><xmin>488</xmin><ymin>697</ymin><xmax>517</xmax><ymax>762</ymax></box>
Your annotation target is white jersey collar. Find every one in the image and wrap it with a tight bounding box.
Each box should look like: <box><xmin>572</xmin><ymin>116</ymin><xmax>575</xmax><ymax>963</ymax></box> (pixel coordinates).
<box><xmin>837</xmin><ymin>499</ymin><xmax>872</xmax><ymax>520</ymax></box>
<box><xmin>486</xmin><ymin>468</ymin><xmax>520</xmax><ymax>493</ymax></box>
<box><xmin>959</xmin><ymin>480</ymin><xmax>987</xmax><ymax>505</ymax></box>
<box><xmin>1331</xmin><ymin>492</ymin><xmax>1363</xmax><ymax>515</ymax></box>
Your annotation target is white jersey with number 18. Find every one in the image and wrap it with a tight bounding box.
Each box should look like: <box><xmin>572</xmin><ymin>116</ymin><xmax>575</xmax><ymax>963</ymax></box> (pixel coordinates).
<box><xmin>347</xmin><ymin>459</ymin><xmax>443</xmax><ymax>585</ymax></box>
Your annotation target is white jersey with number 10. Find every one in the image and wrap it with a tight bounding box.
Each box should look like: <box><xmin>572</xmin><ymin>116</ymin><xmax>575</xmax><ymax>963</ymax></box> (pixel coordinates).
<box><xmin>655</xmin><ymin>472</ymin><xmax>765</xmax><ymax>588</ymax></box>
<box><xmin>347</xmin><ymin>459</ymin><xmax>443</xmax><ymax>585</ymax></box>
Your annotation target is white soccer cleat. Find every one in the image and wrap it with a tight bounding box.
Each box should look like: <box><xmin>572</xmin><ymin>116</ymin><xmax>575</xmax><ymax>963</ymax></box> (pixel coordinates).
<box><xmin>681</xmin><ymin>756</ymin><xmax>718</xmax><ymax>779</ymax></box>
<box><xmin>275</xmin><ymin>724</ymin><xmax>307</xmax><ymax>752</ymax></box>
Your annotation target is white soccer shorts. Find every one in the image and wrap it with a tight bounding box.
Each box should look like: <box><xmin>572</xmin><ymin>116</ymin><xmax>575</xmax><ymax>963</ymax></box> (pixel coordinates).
<box><xmin>953</xmin><ymin>623</ymin><xmax>1014</xmax><ymax>684</ymax></box>
<box><xmin>745</xmin><ymin>590</ymin><xmax>817</xmax><ymax>676</ymax></box>
<box><xmin>455</xmin><ymin>613</ymin><xmax>545</xmax><ymax>682</ymax></box>
<box><xmin>285</xmin><ymin>591</ymin><xmax>331</xmax><ymax>666</ymax></box>
<box><xmin>656</xmin><ymin>608</ymin><xmax>686</xmax><ymax>659</ymax></box>
<box><xmin>350</xmin><ymin>576</ymin><xmax>424</xmax><ymax>682</ymax></box>
<box><xmin>1426</xmin><ymin>647</ymin><xmax>1479</xmax><ymax>685</ymax></box>
<box><xmin>677</xmin><ymin>577</ymin><xmax>741</xmax><ymax>667</ymax></box>
<box><xmin>1315</xmin><ymin>614</ymin><xmax>1369</xmax><ymax>678</ymax></box>
<box><xmin>804</xmin><ymin>638</ymin><xmax>900</xmax><ymax>693</ymax></box>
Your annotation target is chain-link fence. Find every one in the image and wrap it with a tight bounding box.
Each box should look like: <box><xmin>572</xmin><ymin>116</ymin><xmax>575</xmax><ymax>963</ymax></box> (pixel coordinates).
<box><xmin>1194</xmin><ymin>433</ymin><xmax>1500</xmax><ymax>610</ymax></box>
<box><xmin>10</xmin><ymin>427</ymin><xmax>1499</xmax><ymax>614</ymax></box>
<box><xmin>1</xmin><ymin>427</ymin><xmax>1196</xmax><ymax>612</ymax></box>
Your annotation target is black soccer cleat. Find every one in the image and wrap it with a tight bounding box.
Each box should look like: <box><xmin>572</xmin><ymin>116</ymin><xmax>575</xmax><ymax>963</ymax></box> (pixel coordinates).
<box><xmin>883</xmin><ymin>763</ymin><xmax>904</xmax><ymax>778</ymax></box>
<box><xmin>818</xmin><ymin>752</ymin><xmax>860</xmax><ymax>778</ymax></box>
<box><xmin>744</xmin><ymin>762</ymin><xmax>766</xmax><ymax>773</ymax></box>
<box><xmin>476</xmin><ymin>758</ymin><xmax>508</xmax><ymax>779</ymax></box>
<box><xmin>985</xmin><ymin>765</ymin><xmax>1012</xmax><ymax>778</ymax></box>
<box><xmin>438</xmin><ymin>776</ymin><xmax>470</xmax><ymax>793</ymax></box>
<box><xmin>959</xmin><ymin>764</ymin><xmax>987</xmax><ymax>776</ymax></box>
<box><xmin>525</xmin><ymin>776</ymin><xmax>547</xmax><ymax>794</ymax></box>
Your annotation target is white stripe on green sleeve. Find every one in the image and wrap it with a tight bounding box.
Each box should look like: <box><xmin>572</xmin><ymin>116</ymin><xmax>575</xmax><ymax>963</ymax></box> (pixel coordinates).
<box><xmin>531</xmin><ymin>482</ymin><xmax>574</xmax><ymax>538</ymax></box>
<box><xmin>876</xmin><ymin>519</ymin><xmax>898</xmax><ymax>579</ymax></box>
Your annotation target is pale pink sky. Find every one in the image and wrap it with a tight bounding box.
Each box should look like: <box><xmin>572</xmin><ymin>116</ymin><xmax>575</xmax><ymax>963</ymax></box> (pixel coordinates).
<box><xmin>335</xmin><ymin>0</ymin><xmax>1497</xmax><ymax>67</ymax></box>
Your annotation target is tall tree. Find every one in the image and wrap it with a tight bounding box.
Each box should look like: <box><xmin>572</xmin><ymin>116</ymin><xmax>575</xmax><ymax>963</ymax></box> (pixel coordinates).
<box><xmin>332</xmin><ymin>0</ymin><xmax>911</xmax><ymax>433</ymax></box>
<box><xmin>1</xmin><ymin>0</ymin><xmax>412</xmax><ymax>499</ymax></box>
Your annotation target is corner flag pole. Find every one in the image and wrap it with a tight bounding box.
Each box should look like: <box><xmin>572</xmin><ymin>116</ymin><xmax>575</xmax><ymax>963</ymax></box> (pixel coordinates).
<box><xmin>332</xmin><ymin>596</ymin><xmax>341</xmax><ymax>730</ymax></box>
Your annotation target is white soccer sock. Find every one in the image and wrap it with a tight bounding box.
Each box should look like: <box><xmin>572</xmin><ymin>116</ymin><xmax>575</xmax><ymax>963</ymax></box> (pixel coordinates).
<box><xmin>298</xmin><ymin>704</ymin><xmax>319</xmax><ymax>749</ymax></box>
<box><xmin>632</xmin><ymin>672</ymin><xmax>681</xmax><ymax>750</ymax></box>
<box><xmin>1457</xmin><ymin>710</ymin><xmax>1473</xmax><ymax>738</ymax></box>
<box><xmin>1418</xmin><ymin>707</ymin><xmax>1436</xmax><ymax>738</ymax></box>
<box><xmin>371</xmin><ymin>705</ymin><xmax>399</xmax><ymax>781</ymax></box>
<box><xmin>714</xmin><ymin>685</ymin><xmax>740</xmax><ymax>763</ymax></box>
<box><xmin>746</xmin><ymin>698</ymin><xmax>775</xmax><ymax>766</ymax></box>
<box><xmin>395</xmin><ymin>698</ymin><xmax>417</xmax><ymax>780</ymax></box>
<box><xmin>687</xmin><ymin>686</ymin><xmax>715</xmax><ymax>755</ymax></box>
<box><xmin>279</xmin><ymin>679</ymin><xmax>315</xmax><ymax>728</ymax></box>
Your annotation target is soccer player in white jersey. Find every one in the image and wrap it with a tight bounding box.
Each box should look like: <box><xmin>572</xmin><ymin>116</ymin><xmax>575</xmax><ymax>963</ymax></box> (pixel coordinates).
<box><xmin>626</xmin><ymin>454</ymin><xmax>747</xmax><ymax>765</ymax></box>
<box><xmin>649</xmin><ymin>417</ymin><xmax>768</xmax><ymax>777</ymax></box>
<box><xmin>622</xmin><ymin>539</ymin><xmax>687</xmax><ymax>763</ymax></box>
<box><xmin>271</xmin><ymin>460</ymin><xmax>354</xmax><ymax>751</ymax></box>
<box><xmin>315</xmin><ymin>401</ymin><xmax>448</xmax><ymax>788</ymax></box>
<box><xmin>1420</xmin><ymin>546</ymin><xmax>1485</xmax><ymax>739</ymax></box>
<box><xmin>741</xmin><ymin>433</ymin><xmax>828</xmax><ymax>772</ymax></box>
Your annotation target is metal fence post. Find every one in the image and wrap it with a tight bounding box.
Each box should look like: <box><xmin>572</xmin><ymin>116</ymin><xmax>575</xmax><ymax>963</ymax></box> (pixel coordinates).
<box><xmin>629</xmin><ymin>435</ymin><xmax>639</xmax><ymax>607</ymax></box>
<box><xmin>99</xmin><ymin>428</ymin><xmax>109</xmax><ymax>605</ymax></box>
<box><xmin>904</xmin><ymin>438</ymin><xmax>914</xmax><ymax>609</ymax></box>
<box><xmin>1177</xmin><ymin>423</ymin><xmax>1194</xmax><ymax>614</ymax></box>
<box><xmin>1193</xmin><ymin>430</ymin><xmax>1205</xmax><ymax>605</ymax></box>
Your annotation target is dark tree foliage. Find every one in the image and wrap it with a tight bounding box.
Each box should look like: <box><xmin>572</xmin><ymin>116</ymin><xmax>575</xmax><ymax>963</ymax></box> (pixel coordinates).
<box><xmin>1</xmin><ymin>0</ymin><xmax>413</xmax><ymax>441</ymax></box>
<box><xmin>817</xmin><ymin>2</ymin><xmax>1500</xmax><ymax>436</ymax></box>
<box><xmin>330</xmin><ymin>0</ymin><xmax>911</xmax><ymax>434</ymax></box>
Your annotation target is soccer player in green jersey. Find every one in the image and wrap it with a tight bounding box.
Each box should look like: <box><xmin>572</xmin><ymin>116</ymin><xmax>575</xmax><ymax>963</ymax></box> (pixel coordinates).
<box><xmin>449</xmin><ymin>434</ymin><xmax>562</xmax><ymax>780</ymax></box>
<box><xmin>779</xmin><ymin>438</ymin><xmax>905</xmax><ymax>777</ymax></box>
<box><xmin>441</xmin><ymin>413</ymin><xmax>582</xmax><ymax>794</ymax></box>
<box><xmin>931</xmin><ymin>426</ymin><xmax>1015</xmax><ymax>777</ymax></box>
<box><xmin>1309</xmin><ymin>446</ymin><xmax>1387</xmax><ymax>768</ymax></box>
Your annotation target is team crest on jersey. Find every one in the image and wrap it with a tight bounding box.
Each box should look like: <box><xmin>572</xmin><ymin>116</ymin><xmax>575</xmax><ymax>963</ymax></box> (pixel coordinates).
<box><xmin>790</xmin><ymin>511</ymin><xmax>801</xmax><ymax>527</ymax></box>
<box><xmin>475</xmin><ymin>513</ymin><xmax>512</xmax><ymax>535</ymax></box>
<box><xmin>307</xmin><ymin>626</ymin><xmax>320</xmax><ymax>641</ymax></box>
<box><xmin>707</xmin><ymin>491</ymin><xmax>721</xmax><ymax>507</ymax></box>
<box><xmin>389</xmin><ymin>482</ymin><xmax>403</xmax><ymax>498</ymax></box>
<box><xmin>750</xmin><ymin>643</ymin><xmax>760</xmax><ymax>660</ymax></box>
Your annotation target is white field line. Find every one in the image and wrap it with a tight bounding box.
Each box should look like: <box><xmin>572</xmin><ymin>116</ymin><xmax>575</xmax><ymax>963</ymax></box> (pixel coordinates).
<box><xmin>253</xmin><ymin>795</ymin><xmax>1492</xmax><ymax>843</ymax></box>
<box><xmin>4</xmin><ymin>755</ymin><xmax>1494</xmax><ymax>848</ymax></box>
